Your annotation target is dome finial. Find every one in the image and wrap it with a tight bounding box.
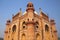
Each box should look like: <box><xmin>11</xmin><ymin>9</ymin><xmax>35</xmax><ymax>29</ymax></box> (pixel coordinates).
<box><xmin>19</xmin><ymin>8</ymin><xmax>22</xmax><ymax>17</ymax></box>
<box><xmin>39</xmin><ymin>8</ymin><xmax>42</xmax><ymax>12</ymax></box>
<box><xmin>27</xmin><ymin>2</ymin><xmax>33</xmax><ymax>7</ymax></box>
<box><xmin>20</xmin><ymin>8</ymin><xmax>21</xmax><ymax>11</ymax></box>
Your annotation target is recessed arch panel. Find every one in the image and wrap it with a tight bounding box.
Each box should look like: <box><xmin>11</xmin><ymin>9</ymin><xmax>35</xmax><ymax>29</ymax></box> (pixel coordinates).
<box><xmin>45</xmin><ymin>24</ymin><xmax>49</xmax><ymax>32</ymax></box>
<box><xmin>36</xmin><ymin>33</ymin><xmax>40</xmax><ymax>40</ymax></box>
<box><xmin>21</xmin><ymin>33</ymin><xmax>26</xmax><ymax>40</ymax></box>
<box><xmin>12</xmin><ymin>25</ymin><xmax>16</xmax><ymax>32</ymax></box>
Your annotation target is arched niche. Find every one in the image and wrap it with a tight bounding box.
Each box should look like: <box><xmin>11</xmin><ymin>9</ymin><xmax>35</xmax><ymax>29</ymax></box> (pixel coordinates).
<box><xmin>36</xmin><ymin>33</ymin><xmax>40</xmax><ymax>40</ymax></box>
<box><xmin>21</xmin><ymin>33</ymin><xmax>26</xmax><ymax>40</ymax></box>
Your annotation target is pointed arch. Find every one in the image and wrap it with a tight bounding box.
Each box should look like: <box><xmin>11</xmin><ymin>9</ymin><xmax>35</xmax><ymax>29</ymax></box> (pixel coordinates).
<box><xmin>36</xmin><ymin>33</ymin><xmax>40</xmax><ymax>40</ymax></box>
<box><xmin>22</xmin><ymin>21</ymin><xmax>26</xmax><ymax>29</ymax></box>
<box><xmin>45</xmin><ymin>24</ymin><xmax>49</xmax><ymax>32</ymax></box>
<box><xmin>21</xmin><ymin>33</ymin><xmax>26</xmax><ymax>40</ymax></box>
<box><xmin>35</xmin><ymin>21</ymin><xmax>39</xmax><ymax>29</ymax></box>
<box><xmin>12</xmin><ymin>25</ymin><xmax>16</xmax><ymax>32</ymax></box>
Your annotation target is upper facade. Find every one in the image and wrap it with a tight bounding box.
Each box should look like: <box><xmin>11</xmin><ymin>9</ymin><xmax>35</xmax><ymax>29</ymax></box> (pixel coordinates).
<box><xmin>4</xmin><ymin>2</ymin><xmax>58</xmax><ymax>40</ymax></box>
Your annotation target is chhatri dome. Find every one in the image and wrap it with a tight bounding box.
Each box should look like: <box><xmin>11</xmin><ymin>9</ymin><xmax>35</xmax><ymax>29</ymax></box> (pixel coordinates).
<box><xmin>24</xmin><ymin>2</ymin><xmax>38</xmax><ymax>15</ymax></box>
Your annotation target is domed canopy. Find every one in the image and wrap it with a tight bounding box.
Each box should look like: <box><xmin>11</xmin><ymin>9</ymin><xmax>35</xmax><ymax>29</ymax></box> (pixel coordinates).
<box><xmin>27</xmin><ymin>2</ymin><xmax>34</xmax><ymax>7</ymax></box>
<box><xmin>26</xmin><ymin>2</ymin><xmax>35</xmax><ymax>12</ymax></box>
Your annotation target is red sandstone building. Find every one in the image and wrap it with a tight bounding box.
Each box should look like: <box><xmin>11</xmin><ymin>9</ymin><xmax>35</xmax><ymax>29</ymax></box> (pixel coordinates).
<box><xmin>4</xmin><ymin>2</ymin><xmax>58</xmax><ymax>40</ymax></box>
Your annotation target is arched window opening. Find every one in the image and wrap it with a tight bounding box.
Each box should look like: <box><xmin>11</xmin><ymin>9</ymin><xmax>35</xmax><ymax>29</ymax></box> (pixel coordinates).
<box><xmin>23</xmin><ymin>21</ymin><xmax>25</xmax><ymax>24</ymax></box>
<box><xmin>23</xmin><ymin>26</ymin><xmax>25</xmax><ymax>29</ymax></box>
<box><xmin>12</xmin><ymin>25</ymin><xmax>16</xmax><ymax>32</ymax></box>
<box><xmin>28</xmin><ymin>19</ymin><xmax>29</xmax><ymax>21</ymax></box>
<box><xmin>45</xmin><ymin>24</ymin><xmax>49</xmax><ymax>32</ymax></box>
<box><xmin>22</xmin><ymin>34</ymin><xmax>25</xmax><ymax>36</ymax></box>
<box><xmin>35</xmin><ymin>25</ymin><xmax>38</xmax><ymax>29</ymax></box>
<box><xmin>36</xmin><ymin>21</ymin><xmax>39</xmax><ymax>25</ymax></box>
<box><xmin>32</xmin><ymin>19</ymin><xmax>34</xmax><ymax>21</ymax></box>
<box><xmin>35</xmin><ymin>21</ymin><xmax>39</xmax><ymax>29</ymax></box>
<box><xmin>22</xmin><ymin>21</ymin><xmax>26</xmax><ymax>29</ymax></box>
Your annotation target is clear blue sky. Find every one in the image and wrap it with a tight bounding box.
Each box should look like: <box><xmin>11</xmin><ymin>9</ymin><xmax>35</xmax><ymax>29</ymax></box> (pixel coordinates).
<box><xmin>0</xmin><ymin>0</ymin><xmax>60</xmax><ymax>38</ymax></box>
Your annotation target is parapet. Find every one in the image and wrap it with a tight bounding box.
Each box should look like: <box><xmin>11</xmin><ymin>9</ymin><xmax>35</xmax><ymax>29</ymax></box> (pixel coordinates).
<box><xmin>50</xmin><ymin>19</ymin><xmax>55</xmax><ymax>25</ymax></box>
<box><xmin>40</xmin><ymin>11</ymin><xmax>49</xmax><ymax>21</ymax></box>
